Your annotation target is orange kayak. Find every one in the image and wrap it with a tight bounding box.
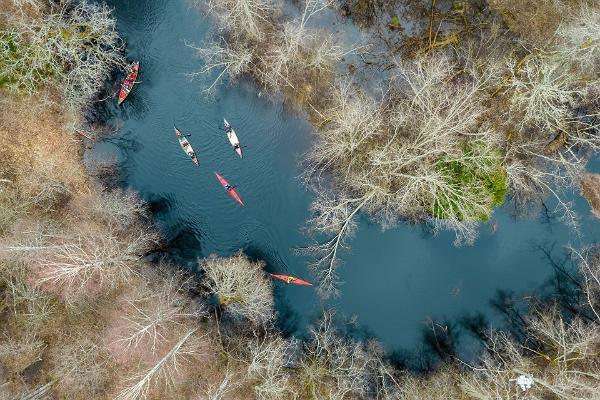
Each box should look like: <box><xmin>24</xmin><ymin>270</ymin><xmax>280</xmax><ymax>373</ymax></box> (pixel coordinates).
<box><xmin>118</xmin><ymin>62</ymin><xmax>139</xmax><ymax>105</ymax></box>
<box><xmin>270</xmin><ymin>273</ymin><xmax>313</xmax><ymax>286</ymax></box>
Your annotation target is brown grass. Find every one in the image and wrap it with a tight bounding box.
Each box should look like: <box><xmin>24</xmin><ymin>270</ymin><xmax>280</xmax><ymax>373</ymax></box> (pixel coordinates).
<box><xmin>0</xmin><ymin>91</ymin><xmax>88</xmax><ymax>194</ymax></box>
<box><xmin>486</xmin><ymin>0</ymin><xmax>566</xmax><ymax>48</ymax></box>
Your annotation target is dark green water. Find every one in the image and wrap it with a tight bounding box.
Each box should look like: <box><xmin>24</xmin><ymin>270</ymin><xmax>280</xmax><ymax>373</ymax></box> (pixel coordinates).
<box><xmin>99</xmin><ymin>0</ymin><xmax>600</xmax><ymax>357</ymax></box>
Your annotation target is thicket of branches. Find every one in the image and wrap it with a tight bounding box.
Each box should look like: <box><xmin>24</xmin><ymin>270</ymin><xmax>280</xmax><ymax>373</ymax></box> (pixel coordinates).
<box><xmin>201</xmin><ymin>252</ymin><xmax>274</xmax><ymax>325</ymax></box>
<box><xmin>0</xmin><ymin>0</ymin><xmax>125</xmax><ymax>114</ymax></box>
<box><xmin>191</xmin><ymin>0</ymin><xmax>345</xmax><ymax>106</ymax></box>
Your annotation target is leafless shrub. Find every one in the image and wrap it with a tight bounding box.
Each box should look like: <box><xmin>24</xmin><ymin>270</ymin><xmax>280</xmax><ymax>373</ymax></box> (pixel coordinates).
<box><xmin>202</xmin><ymin>368</ymin><xmax>239</xmax><ymax>400</ymax></box>
<box><xmin>556</xmin><ymin>3</ymin><xmax>600</xmax><ymax>71</ymax></box>
<box><xmin>8</xmin><ymin>0</ymin><xmax>44</xmax><ymax>12</ymax></box>
<box><xmin>51</xmin><ymin>337</ymin><xmax>114</xmax><ymax>398</ymax></box>
<box><xmin>298</xmin><ymin>311</ymin><xmax>375</xmax><ymax>399</ymax></box>
<box><xmin>505</xmin><ymin>54</ymin><xmax>584</xmax><ymax>131</ymax></box>
<box><xmin>188</xmin><ymin>38</ymin><xmax>253</xmax><ymax>92</ymax></box>
<box><xmin>0</xmin><ymin>333</ymin><xmax>45</xmax><ymax>373</ymax></box>
<box><xmin>116</xmin><ymin>329</ymin><xmax>200</xmax><ymax>400</ymax></box>
<box><xmin>200</xmin><ymin>0</ymin><xmax>280</xmax><ymax>40</ymax></box>
<box><xmin>0</xmin><ymin>258</ymin><xmax>55</xmax><ymax>331</ymax></box>
<box><xmin>580</xmin><ymin>173</ymin><xmax>600</xmax><ymax>219</ymax></box>
<box><xmin>486</xmin><ymin>0</ymin><xmax>565</xmax><ymax>48</ymax></box>
<box><xmin>88</xmin><ymin>154</ymin><xmax>121</xmax><ymax>187</ymax></box>
<box><xmin>91</xmin><ymin>189</ymin><xmax>148</xmax><ymax>229</ymax></box>
<box><xmin>243</xmin><ymin>333</ymin><xmax>297</xmax><ymax>400</ymax></box>
<box><xmin>201</xmin><ymin>252</ymin><xmax>274</xmax><ymax>324</ymax></box>
<box><xmin>399</xmin><ymin>367</ymin><xmax>463</xmax><ymax>400</ymax></box>
<box><xmin>8</xmin><ymin>382</ymin><xmax>54</xmax><ymax>400</ymax></box>
<box><xmin>28</xmin><ymin>177</ymin><xmax>71</xmax><ymax>213</ymax></box>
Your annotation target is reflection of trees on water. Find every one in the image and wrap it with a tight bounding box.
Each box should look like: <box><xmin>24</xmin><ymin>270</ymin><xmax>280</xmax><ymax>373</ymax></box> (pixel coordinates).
<box><xmin>372</xmin><ymin>242</ymin><xmax>599</xmax><ymax>372</ymax></box>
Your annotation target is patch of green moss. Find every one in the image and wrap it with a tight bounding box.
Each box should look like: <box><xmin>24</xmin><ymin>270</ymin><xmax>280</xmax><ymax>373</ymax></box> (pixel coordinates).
<box><xmin>0</xmin><ymin>31</ymin><xmax>60</xmax><ymax>91</ymax></box>
<box><xmin>432</xmin><ymin>145</ymin><xmax>507</xmax><ymax>222</ymax></box>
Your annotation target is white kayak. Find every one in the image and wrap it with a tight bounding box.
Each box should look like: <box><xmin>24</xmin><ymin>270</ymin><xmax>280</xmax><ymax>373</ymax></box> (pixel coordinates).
<box><xmin>223</xmin><ymin>118</ymin><xmax>242</xmax><ymax>158</ymax></box>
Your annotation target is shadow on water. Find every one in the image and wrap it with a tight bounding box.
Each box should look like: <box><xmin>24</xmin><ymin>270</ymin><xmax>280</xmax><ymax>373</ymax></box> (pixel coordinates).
<box><xmin>243</xmin><ymin>244</ymin><xmax>303</xmax><ymax>335</ymax></box>
<box><xmin>390</xmin><ymin>241</ymin><xmax>594</xmax><ymax>372</ymax></box>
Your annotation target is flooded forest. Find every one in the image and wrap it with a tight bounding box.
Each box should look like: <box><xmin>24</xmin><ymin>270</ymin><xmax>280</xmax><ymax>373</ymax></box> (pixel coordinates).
<box><xmin>2</xmin><ymin>0</ymin><xmax>600</xmax><ymax>398</ymax></box>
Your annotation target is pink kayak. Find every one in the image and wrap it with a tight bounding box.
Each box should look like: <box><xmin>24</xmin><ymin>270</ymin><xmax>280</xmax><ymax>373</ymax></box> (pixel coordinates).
<box><xmin>214</xmin><ymin>172</ymin><xmax>244</xmax><ymax>205</ymax></box>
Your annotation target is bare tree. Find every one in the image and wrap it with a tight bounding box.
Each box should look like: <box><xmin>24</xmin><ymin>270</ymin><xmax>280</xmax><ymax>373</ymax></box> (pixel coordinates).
<box><xmin>299</xmin><ymin>191</ymin><xmax>373</xmax><ymax>297</ymax></box>
<box><xmin>201</xmin><ymin>253</ymin><xmax>274</xmax><ymax>324</ymax></box>
<box><xmin>187</xmin><ymin>38</ymin><xmax>253</xmax><ymax>92</ymax></box>
<box><xmin>115</xmin><ymin>271</ymin><xmax>204</xmax><ymax>354</ymax></box>
<box><xmin>116</xmin><ymin>329</ymin><xmax>201</xmax><ymax>400</ymax></box>
<box><xmin>556</xmin><ymin>3</ymin><xmax>600</xmax><ymax>71</ymax></box>
<box><xmin>91</xmin><ymin>189</ymin><xmax>148</xmax><ymax>230</ymax></box>
<box><xmin>199</xmin><ymin>0</ymin><xmax>280</xmax><ymax>40</ymax></box>
<box><xmin>191</xmin><ymin>0</ymin><xmax>345</xmax><ymax>95</ymax></box>
<box><xmin>6</xmin><ymin>225</ymin><xmax>158</xmax><ymax>298</ymax></box>
<box><xmin>459</xmin><ymin>330</ymin><xmax>536</xmax><ymax>399</ymax></box>
<box><xmin>258</xmin><ymin>0</ymin><xmax>344</xmax><ymax>90</ymax></box>
<box><xmin>201</xmin><ymin>368</ymin><xmax>239</xmax><ymax>400</ymax></box>
<box><xmin>244</xmin><ymin>333</ymin><xmax>297</xmax><ymax>400</ymax></box>
<box><xmin>298</xmin><ymin>311</ymin><xmax>375</xmax><ymax>399</ymax></box>
<box><xmin>504</xmin><ymin>54</ymin><xmax>584</xmax><ymax>131</ymax></box>
<box><xmin>571</xmin><ymin>247</ymin><xmax>600</xmax><ymax>322</ymax></box>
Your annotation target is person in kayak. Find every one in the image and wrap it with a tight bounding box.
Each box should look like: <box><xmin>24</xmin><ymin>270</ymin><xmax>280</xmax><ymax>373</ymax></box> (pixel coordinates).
<box><xmin>225</xmin><ymin>124</ymin><xmax>232</xmax><ymax>133</ymax></box>
<box><xmin>225</xmin><ymin>184</ymin><xmax>235</xmax><ymax>191</ymax></box>
<box><xmin>286</xmin><ymin>276</ymin><xmax>295</xmax><ymax>284</ymax></box>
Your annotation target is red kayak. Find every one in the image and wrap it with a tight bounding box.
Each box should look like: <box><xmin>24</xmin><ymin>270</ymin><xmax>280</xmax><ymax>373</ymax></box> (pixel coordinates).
<box><xmin>270</xmin><ymin>273</ymin><xmax>314</xmax><ymax>286</ymax></box>
<box><xmin>214</xmin><ymin>172</ymin><xmax>244</xmax><ymax>205</ymax></box>
<box><xmin>118</xmin><ymin>62</ymin><xmax>140</xmax><ymax>105</ymax></box>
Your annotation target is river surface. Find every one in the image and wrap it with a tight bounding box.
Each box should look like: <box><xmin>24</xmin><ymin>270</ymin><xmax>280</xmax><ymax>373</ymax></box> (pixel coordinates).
<box><xmin>98</xmin><ymin>0</ymin><xmax>600</xmax><ymax>359</ymax></box>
